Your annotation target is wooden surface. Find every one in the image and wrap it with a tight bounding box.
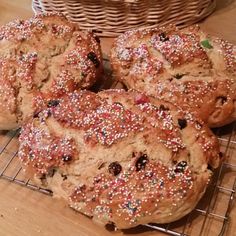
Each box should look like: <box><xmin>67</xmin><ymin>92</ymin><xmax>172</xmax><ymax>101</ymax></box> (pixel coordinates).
<box><xmin>0</xmin><ymin>1</ymin><xmax>235</xmax><ymax>236</ymax></box>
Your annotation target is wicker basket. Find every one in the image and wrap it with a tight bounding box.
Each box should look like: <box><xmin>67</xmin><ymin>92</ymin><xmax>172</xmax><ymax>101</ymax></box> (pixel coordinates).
<box><xmin>32</xmin><ymin>0</ymin><xmax>216</xmax><ymax>36</ymax></box>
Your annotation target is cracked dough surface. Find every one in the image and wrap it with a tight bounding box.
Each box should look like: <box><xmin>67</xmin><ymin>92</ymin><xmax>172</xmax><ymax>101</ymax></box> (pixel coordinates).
<box><xmin>18</xmin><ymin>89</ymin><xmax>221</xmax><ymax>229</ymax></box>
<box><xmin>0</xmin><ymin>13</ymin><xmax>103</xmax><ymax>130</ymax></box>
<box><xmin>110</xmin><ymin>26</ymin><xmax>236</xmax><ymax>127</ymax></box>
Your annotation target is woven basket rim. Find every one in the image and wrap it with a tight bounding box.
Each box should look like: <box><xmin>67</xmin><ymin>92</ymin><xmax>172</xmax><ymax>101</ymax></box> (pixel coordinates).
<box><xmin>32</xmin><ymin>0</ymin><xmax>216</xmax><ymax>37</ymax></box>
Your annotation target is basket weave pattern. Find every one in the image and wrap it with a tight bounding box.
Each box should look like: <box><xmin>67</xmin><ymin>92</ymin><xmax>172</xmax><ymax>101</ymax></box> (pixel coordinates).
<box><xmin>32</xmin><ymin>0</ymin><xmax>216</xmax><ymax>36</ymax></box>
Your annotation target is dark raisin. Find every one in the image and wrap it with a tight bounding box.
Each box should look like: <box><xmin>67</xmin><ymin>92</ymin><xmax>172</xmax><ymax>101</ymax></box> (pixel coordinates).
<box><xmin>87</xmin><ymin>52</ymin><xmax>100</xmax><ymax>68</ymax></box>
<box><xmin>47</xmin><ymin>168</ymin><xmax>56</xmax><ymax>177</ymax></box>
<box><xmin>216</xmin><ymin>96</ymin><xmax>227</xmax><ymax>105</ymax></box>
<box><xmin>159</xmin><ymin>32</ymin><xmax>169</xmax><ymax>42</ymax></box>
<box><xmin>47</xmin><ymin>110</ymin><xmax>52</xmax><ymax>117</ymax></box>
<box><xmin>47</xmin><ymin>100</ymin><xmax>60</xmax><ymax>107</ymax></box>
<box><xmin>108</xmin><ymin>162</ymin><xmax>122</xmax><ymax>176</ymax></box>
<box><xmin>178</xmin><ymin>118</ymin><xmax>187</xmax><ymax>129</ymax></box>
<box><xmin>51</xmin><ymin>24</ymin><xmax>57</xmax><ymax>34</ymax></box>
<box><xmin>29</xmin><ymin>153</ymin><xmax>34</xmax><ymax>160</ymax></box>
<box><xmin>174</xmin><ymin>73</ymin><xmax>184</xmax><ymax>79</ymax></box>
<box><xmin>61</xmin><ymin>174</ymin><xmax>67</xmax><ymax>181</ymax></box>
<box><xmin>195</xmin><ymin>121</ymin><xmax>203</xmax><ymax>129</ymax></box>
<box><xmin>160</xmin><ymin>104</ymin><xmax>169</xmax><ymax>111</ymax></box>
<box><xmin>39</xmin><ymin>174</ymin><xmax>46</xmax><ymax>180</ymax></box>
<box><xmin>94</xmin><ymin>176</ymin><xmax>102</xmax><ymax>183</ymax></box>
<box><xmin>175</xmin><ymin>161</ymin><xmax>187</xmax><ymax>173</ymax></box>
<box><xmin>91</xmin><ymin>197</ymin><xmax>96</xmax><ymax>202</ymax></box>
<box><xmin>18</xmin><ymin>20</ymin><xmax>24</xmax><ymax>25</ymax></box>
<box><xmin>136</xmin><ymin>154</ymin><xmax>149</xmax><ymax>171</ymax></box>
<box><xmin>160</xmin><ymin>180</ymin><xmax>164</xmax><ymax>187</ymax></box>
<box><xmin>33</xmin><ymin>112</ymin><xmax>40</xmax><ymax>118</ymax></box>
<box><xmin>81</xmin><ymin>72</ymin><xmax>86</xmax><ymax>78</ymax></box>
<box><xmin>207</xmin><ymin>164</ymin><xmax>213</xmax><ymax>171</ymax></box>
<box><xmin>169</xmin><ymin>173</ymin><xmax>176</xmax><ymax>179</ymax></box>
<box><xmin>61</xmin><ymin>155</ymin><xmax>72</xmax><ymax>162</ymax></box>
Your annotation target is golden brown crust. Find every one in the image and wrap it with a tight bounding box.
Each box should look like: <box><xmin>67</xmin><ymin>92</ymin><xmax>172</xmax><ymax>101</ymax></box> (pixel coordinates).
<box><xmin>110</xmin><ymin>25</ymin><xmax>236</xmax><ymax>127</ymax></box>
<box><xmin>18</xmin><ymin>89</ymin><xmax>221</xmax><ymax>229</ymax></box>
<box><xmin>0</xmin><ymin>13</ymin><xmax>103</xmax><ymax>130</ymax></box>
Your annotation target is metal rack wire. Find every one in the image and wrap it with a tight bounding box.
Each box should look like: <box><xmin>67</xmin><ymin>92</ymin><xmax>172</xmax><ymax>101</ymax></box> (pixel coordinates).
<box><xmin>0</xmin><ymin>129</ymin><xmax>52</xmax><ymax>195</ymax></box>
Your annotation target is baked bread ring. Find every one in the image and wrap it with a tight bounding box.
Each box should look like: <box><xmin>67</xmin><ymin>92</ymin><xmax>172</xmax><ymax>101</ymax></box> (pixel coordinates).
<box><xmin>19</xmin><ymin>89</ymin><xmax>221</xmax><ymax>229</ymax></box>
<box><xmin>0</xmin><ymin>13</ymin><xmax>102</xmax><ymax>130</ymax></box>
<box><xmin>110</xmin><ymin>26</ymin><xmax>236</xmax><ymax>127</ymax></box>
